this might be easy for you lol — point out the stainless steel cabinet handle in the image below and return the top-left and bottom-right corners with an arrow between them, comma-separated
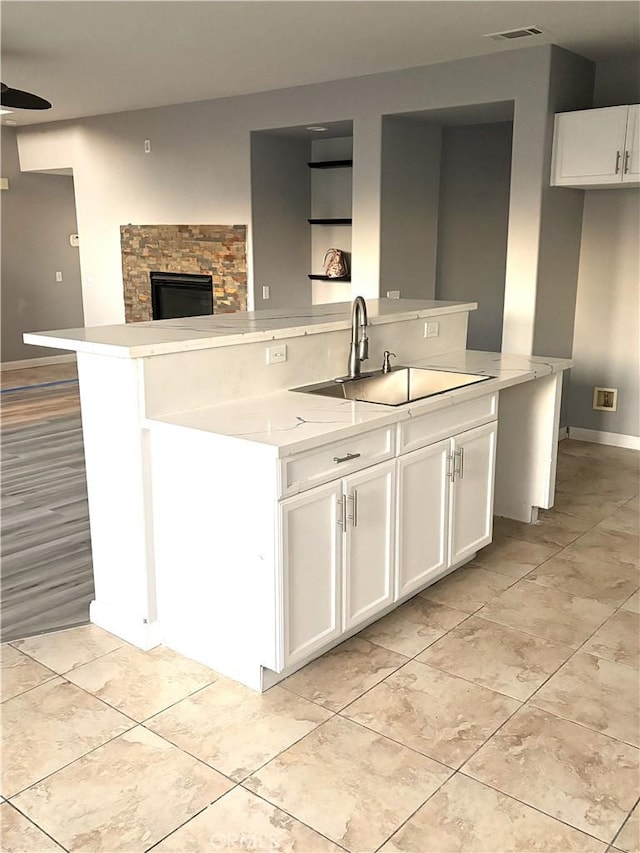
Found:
336,497 -> 346,529
447,453 -> 455,482
624,150 -> 630,174
615,150 -> 622,174
456,447 -> 465,479
333,452 -> 361,464
352,490 -> 358,527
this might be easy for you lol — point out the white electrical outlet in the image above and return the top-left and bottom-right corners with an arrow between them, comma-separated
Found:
424,321 -> 439,338
262,285 -> 270,300
386,290 -> 400,299
266,344 -> 287,365
55,271 -> 63,282
144,139 -> 151,154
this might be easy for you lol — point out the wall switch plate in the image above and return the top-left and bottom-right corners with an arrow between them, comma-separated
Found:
266,344 -> 287,365
262,285 -> 270,300
386,290 -> 400,299
424,321 -> 439,338
55,271 -> 63,282
144,139 -> 151,154
70,234 -> 79,247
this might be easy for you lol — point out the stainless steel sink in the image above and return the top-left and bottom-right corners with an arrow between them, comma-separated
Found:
291,367 -> 492,407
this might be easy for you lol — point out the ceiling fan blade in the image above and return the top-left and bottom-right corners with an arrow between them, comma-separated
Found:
0,85 -> 51,110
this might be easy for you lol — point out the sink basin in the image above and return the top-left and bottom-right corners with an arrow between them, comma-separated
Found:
291,367 -> 492,407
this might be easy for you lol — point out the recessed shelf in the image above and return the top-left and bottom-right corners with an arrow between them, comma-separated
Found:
308,275 -> 352,281
307,218 -> 352,225
307,159 -> 353,169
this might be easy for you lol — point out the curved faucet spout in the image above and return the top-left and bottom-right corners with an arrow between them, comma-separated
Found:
348,296 -> 369,378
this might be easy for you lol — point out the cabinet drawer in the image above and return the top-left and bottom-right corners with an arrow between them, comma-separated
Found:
281,426 -> 395,496
398,393 -> 498,455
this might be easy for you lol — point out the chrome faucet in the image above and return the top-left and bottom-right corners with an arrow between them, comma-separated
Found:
347,296 -> 369,378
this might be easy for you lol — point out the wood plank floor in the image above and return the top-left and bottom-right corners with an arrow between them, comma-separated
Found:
1,364 -> 94,642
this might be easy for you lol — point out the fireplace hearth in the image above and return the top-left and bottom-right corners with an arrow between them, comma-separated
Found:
150,272 -> 213,320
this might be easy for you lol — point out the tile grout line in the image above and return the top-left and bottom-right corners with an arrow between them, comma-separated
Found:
1,441 -> 637,850
2,799 -> 71,852
610,794 -> 640,851
142,713 -> 350,853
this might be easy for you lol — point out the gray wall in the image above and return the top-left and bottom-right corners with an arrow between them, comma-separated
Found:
16,45 -> 588,351
569,189 -> 639,438
533,48 -> 595,359
593,55 -> 640,107
566,57 -> 640,438
1,127 -> 83,362
435,122 -> 513,351
250,133 -> 311,310
380,117 -> 442,299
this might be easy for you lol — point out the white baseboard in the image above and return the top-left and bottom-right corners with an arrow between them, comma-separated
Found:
89,600 -> 162,650
568,426 -> 640,451
1,354 -> 76,371
558,426 -> 569,441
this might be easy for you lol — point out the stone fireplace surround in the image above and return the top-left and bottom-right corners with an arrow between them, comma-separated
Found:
120,224 -> 247,323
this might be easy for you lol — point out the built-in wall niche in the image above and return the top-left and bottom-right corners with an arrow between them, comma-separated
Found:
379,101 -> 514,351
250,120 -> 353,310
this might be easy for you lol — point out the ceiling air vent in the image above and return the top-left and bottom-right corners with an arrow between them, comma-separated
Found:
484,26 -> 545,42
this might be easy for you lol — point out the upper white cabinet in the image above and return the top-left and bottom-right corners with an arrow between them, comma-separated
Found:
551,105 -> 640,188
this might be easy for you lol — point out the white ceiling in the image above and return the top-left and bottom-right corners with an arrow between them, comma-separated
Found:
2,1 -> 639,127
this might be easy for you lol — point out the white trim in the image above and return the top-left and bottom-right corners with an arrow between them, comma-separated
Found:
568,427 -> 640,451
1,354 -> 76,371
558,425 -> 569,441
90,600 -> 162,650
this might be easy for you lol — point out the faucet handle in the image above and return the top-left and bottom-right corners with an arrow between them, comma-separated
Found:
382,351 -> 396,373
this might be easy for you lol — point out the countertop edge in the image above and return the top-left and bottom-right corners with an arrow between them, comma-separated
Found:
23,301 -> 478,359
143,352 -> 572,457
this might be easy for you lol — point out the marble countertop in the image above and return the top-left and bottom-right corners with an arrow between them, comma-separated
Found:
145,350 -> 572,457
23,299 -> 477,359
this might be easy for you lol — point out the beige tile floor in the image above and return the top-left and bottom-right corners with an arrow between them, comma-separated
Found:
1,439 -> 638,853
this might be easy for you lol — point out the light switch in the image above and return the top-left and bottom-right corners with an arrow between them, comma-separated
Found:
55,271 -> 63,282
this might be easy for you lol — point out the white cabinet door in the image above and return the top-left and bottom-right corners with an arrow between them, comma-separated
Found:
280,481 -> 343,668
396,439 -> 449,599
552,106 -> 628,186
449,422 -> 497,566
343,460 -> 395,631
623,105 -> 640,182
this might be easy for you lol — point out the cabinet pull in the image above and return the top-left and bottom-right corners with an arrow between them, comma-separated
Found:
447,453 -> 456,483
455,447 -> 465,479
615,150 -> 622,174
624,150 -> 630,174
349,490 -> 358,527
333,452 -> 361,464
336,497 -> 346,530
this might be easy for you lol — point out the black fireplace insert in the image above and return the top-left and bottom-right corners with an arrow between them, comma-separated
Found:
150,271 -> 213,320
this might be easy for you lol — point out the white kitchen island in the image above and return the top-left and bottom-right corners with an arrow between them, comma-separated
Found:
25,299 -> 570,690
